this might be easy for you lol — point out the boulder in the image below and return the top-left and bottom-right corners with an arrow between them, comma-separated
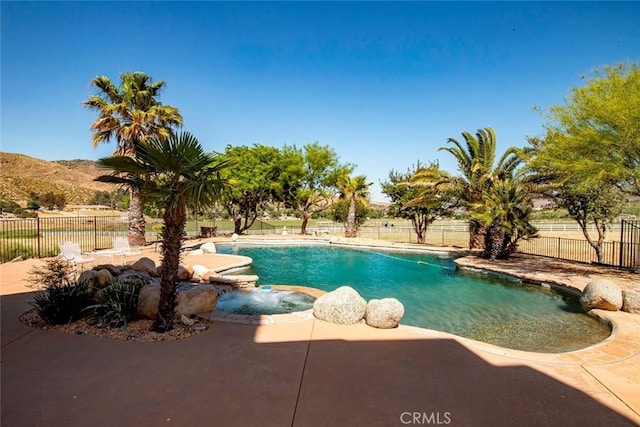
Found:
313,286 -> 366,325
136,284 -> 218,320
192,264 -> 210,280
365,298 -> 405,329
94,264 -> 125,276
131,257 -> 157,276
117,272 -> 153,288
622,290 -> 640,314
580,279 -> 623,311
175,264 -> 193,281
201,242 -> 216,254
137,285 -> 160,320
176,285 -> 218,317
78,269 -> 113,292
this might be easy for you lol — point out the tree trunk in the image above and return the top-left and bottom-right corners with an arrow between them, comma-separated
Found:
128,188 -> 147,246
152,205 -> 186,332
484,224 -> 505,260
577,219 -> 606,264
300,212 -> 311,235
233,214 -> 242,234
469,220 -> 485,250
344,197 -> 357,238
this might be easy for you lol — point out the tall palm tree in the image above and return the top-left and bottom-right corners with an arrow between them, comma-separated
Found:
439,127 -> 523,249
337,174 -> 372,237
84,72 -> 183,246
95,132 -> 232,332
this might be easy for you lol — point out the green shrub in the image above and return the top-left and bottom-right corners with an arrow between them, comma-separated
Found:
83,280 -> 142,328
30,282 -> 92,325
1,242 -> 36,263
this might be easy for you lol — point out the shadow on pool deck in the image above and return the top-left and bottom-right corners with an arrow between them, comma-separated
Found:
1,290 -> 638,426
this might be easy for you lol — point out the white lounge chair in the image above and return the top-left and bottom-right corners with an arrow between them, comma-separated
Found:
59,241 -> 95,273
112,237 -> 141,264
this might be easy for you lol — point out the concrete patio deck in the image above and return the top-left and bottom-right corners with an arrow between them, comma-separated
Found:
2,239 -> 639,426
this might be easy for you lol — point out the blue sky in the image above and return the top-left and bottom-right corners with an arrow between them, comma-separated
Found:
2,1 -> 639,201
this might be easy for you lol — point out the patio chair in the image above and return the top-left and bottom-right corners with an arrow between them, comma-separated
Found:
112,237 -> 141,264
58,241 -> 95,273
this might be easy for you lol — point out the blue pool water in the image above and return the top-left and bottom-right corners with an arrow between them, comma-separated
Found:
217,244 -> 610,352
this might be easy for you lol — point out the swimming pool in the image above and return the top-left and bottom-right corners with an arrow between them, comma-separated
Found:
216,244 -> 610,352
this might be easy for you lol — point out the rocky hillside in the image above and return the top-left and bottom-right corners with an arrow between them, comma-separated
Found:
0,152 -> 115,206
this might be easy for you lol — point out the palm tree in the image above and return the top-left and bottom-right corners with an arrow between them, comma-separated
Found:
84,72 -> 183,246
337,174 -> 372,237
470,180 -> 538,259
439,127 -> 523,249
95,132 -> 232,332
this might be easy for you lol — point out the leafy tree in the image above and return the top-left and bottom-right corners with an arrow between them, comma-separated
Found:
439,127 -> 525,249
89,190 -> 112,207
95,132 -> 232,332
278,142 -> 353,234
27,191 -> 41,210
530,62 -> 640,195
40,192 -> 66,210
554,183 -> 626,263
84,72 -> 183,246
336,174 -> 371,237
381,162 -> 455,244
217,144 -> 282,234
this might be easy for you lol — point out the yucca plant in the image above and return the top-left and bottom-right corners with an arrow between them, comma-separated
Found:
83,280 -> 143,329
30,282 -> 92,325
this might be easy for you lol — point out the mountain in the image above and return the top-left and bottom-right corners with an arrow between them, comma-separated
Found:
0,152 -> 115,206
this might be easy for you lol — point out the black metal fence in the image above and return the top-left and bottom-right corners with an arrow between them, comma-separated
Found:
0,216 -> 129,262
516,236 -> 622,266
2,216 -> 639,270
620,219 -> 640,269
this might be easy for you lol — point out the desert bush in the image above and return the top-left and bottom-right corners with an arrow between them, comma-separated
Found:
27,258 -> 72,289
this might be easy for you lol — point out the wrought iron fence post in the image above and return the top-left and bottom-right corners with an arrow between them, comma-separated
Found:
37,216 -> 41,258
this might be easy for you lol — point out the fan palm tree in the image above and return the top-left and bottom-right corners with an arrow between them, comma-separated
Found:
337,174 -> 372,237
438,127 -> 524,249
95,132 -> 232,332
84,72 -> 183,246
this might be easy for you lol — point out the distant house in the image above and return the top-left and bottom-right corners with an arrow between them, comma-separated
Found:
66,205 -> 112,211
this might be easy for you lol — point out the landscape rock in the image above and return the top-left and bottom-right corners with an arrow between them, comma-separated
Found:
200,242 -> 217,254
117,272 -> 152,288
365,298 -> 405,329
78,269 -> 114,292
137,284 -> 218,320
313,286 -> 366,325
131,257 -> 157,276
175,264 -> 193,281
622,290 -> 640,314
209,274 -> 258,288
176,285 -> 218,317
94,264 -> 125,276
580,279 -> 623,311
137,285 -> 160,320
192,264 -> 210,280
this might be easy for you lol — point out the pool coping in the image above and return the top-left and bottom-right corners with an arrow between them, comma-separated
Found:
206,238 -> 640,366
